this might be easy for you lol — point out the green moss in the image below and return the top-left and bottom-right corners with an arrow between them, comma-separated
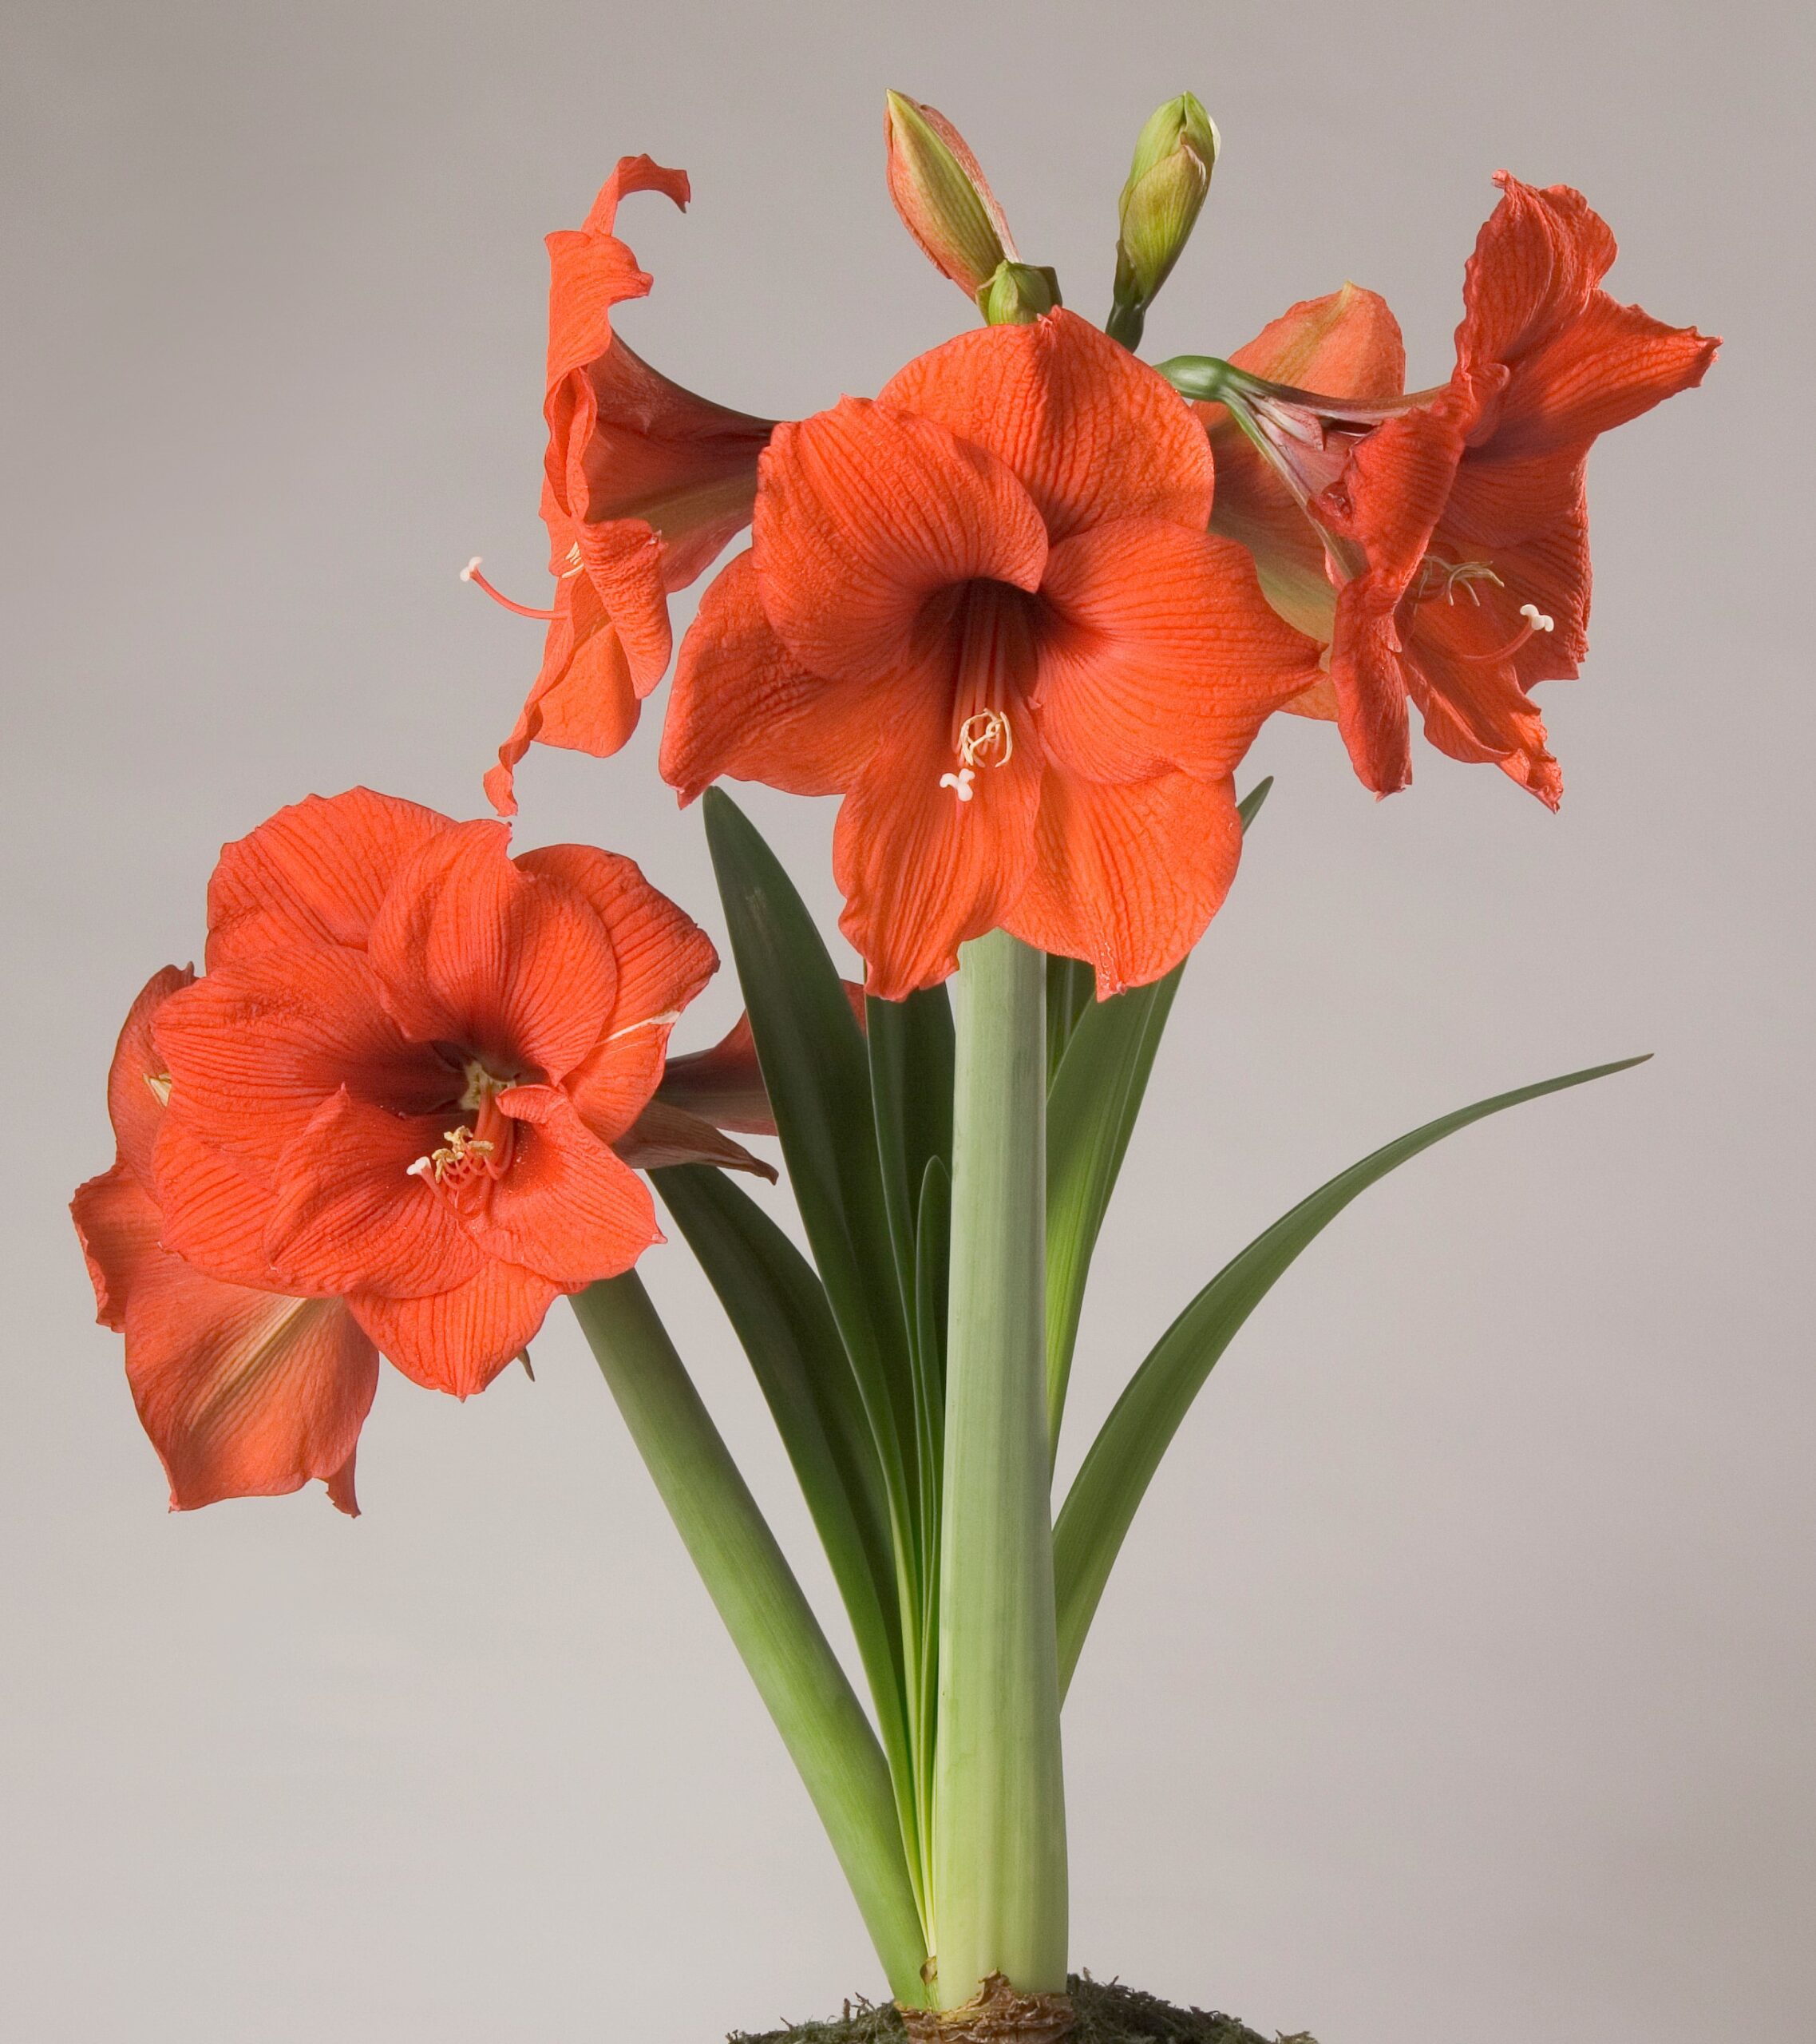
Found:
727,1972 -> 1314,2044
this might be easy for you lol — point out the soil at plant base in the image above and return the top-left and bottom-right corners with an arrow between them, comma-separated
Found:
727,1973 -> 1316,2043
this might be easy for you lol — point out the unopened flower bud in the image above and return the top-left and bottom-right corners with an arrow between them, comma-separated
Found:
1107,93 -> 1220,349
979,260 -> 1062,327
884,90 -> 1018,299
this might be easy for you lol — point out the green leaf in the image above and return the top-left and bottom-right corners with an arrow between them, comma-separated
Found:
1053,1054 -> 1651,1694
1045,954 -> 1094,1083
867,986 -> 955,1315
1042,777 -> 1273,1452
651,1163 -> 902,1722
700,791 -> 920,1569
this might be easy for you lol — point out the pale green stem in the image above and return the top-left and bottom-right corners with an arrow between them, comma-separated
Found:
572,1274 -> 929,2006
929,931 -> 1068,2006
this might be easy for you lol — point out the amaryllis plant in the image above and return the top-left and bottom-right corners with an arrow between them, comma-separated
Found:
73,89 -> 1714,2041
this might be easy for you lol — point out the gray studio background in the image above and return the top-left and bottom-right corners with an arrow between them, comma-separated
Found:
4,4 -> 1809,2039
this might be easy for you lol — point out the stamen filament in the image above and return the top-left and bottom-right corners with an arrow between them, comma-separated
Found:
1463,601 -> 1556,664
461,557 -> 559,622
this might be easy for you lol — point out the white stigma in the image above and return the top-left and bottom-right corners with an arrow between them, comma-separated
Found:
940,767 -> 976,804
1520,603 -> 1555,633
461,556 -> 483,583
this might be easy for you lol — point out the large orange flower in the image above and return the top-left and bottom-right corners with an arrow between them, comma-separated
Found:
1199,175 -> 1717,802
71,789 -> 790,1513
483,157 -> 777,815
662,310 -> 1325,998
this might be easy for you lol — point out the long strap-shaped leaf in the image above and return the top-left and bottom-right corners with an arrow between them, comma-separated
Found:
1053,1054 -> 1650,1693
1043,778 -> 1272,1452
701,792 -> 920,1579
652,1164 -> 906,1737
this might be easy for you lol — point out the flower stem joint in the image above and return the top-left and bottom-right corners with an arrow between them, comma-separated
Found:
1108,92 -> 1220,351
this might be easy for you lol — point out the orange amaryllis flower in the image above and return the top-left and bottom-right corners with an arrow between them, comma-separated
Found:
662,309 -> 1325,999
1194,175 -> 1716,802
480,157 -> 777,815
140,789 -> 734,1398
73,967 -> 378,1514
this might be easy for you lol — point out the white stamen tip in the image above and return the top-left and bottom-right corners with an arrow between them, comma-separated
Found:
407,1156 -> 433,1178
939,768 -> 976,803
1520,603 -> 1555,633
461,556 -> 483,582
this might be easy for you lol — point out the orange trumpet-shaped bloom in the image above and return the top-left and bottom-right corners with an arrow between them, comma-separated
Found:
662,310 -> 1325,999
70,786 -> 780,1512
73,967 -> 378,1514
1202,176 -> 1717,803
484,157 -> 778,815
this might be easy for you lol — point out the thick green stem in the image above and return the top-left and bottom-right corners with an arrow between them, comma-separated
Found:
572,1274 -> 929,2006
929,931 -> 1067,2006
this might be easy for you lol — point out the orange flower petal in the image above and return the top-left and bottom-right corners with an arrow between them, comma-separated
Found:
78,1157 -> 377,1513
349,1262 -> 560,1400
662,551 -> 894,801
485,576 -> 640,818
1035,520 -> 1324,784
516,843 -> 718,1146
544,156 -> 690,398
1404,604 -> 1562,807
154,945 -> 448,1179
1003,769 -> 1245,998
206,790 -> 451,969
152,1117 -> 287,1290
263,1088 -> 484,1299
833,682 -> 1044,999
572,517 -> 672,693
880,309 -> 1213,541
753,397 -> 1047,686
1204,285 -> 1405,646
366,820 -> 619,1084
473,1083 -> 661,1284
104,965 -> 194,1185
573,333 -> 773,580
1227,282 -> 1406,395
72,1162 -> 160,1331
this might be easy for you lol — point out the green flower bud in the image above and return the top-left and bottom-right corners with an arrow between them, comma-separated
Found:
979,260 -> 1062,327
1108,93 -> 1220,349
884,90 -> 1015,299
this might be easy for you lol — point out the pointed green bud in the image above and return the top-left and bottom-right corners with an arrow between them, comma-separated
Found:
1107,93 -> 1220,349
979,260 -> 1061,327
884,89 -> 1017,299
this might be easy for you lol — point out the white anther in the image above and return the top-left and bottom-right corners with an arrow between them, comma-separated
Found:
1520,603 -> 1555,633
940,768 -> 976,804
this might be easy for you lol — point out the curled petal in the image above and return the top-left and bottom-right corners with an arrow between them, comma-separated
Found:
1003,769 -> 1245,998
754,398 -> 1047,687
881,309 -> 1213,541
73,1163 -> 161,1331
104,965 -> 194,1186
1227,282 -> 1407,397
206,790 -> 451,969
350,1261 -> 560,1400
1035,520 -> 1324,784
516,843 -> 718,1146
485,576 -> 640,818
544,156 -> 690,399
615,1099 -> 776,1181
366,821 -> 619,1083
